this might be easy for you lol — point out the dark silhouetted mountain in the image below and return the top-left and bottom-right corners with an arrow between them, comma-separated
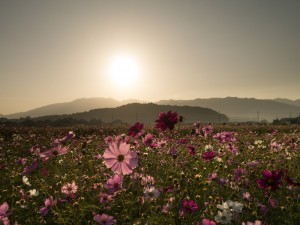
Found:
5,98 -> 141,119
30,103 -> 229,124
273,98 -> 300,107
157,97 -> 300,122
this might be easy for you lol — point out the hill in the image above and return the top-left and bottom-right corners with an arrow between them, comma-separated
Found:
31,103 -> 229,124
273,98 -> 300,107
157,97 -> 300,122
5,98 -> 140,119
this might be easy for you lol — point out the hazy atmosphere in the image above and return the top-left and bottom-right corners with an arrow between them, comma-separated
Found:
1,0 -> 300,115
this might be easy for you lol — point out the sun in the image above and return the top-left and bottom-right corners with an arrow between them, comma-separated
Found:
108,54 -> 139,88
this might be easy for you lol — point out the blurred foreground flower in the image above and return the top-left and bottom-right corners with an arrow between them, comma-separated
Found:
0,202 -> 12,225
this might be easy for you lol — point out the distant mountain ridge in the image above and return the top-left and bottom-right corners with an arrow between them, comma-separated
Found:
5,98 -> 141,119
273,98 -> 300,107
157,97 -> 300,122
29,103 -> 229,124
3,97 -> 300,122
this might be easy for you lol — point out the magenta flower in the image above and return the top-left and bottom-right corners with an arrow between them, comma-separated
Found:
128,122 -> 144,137
39,144 -> 69,158
202,151 -> 216,162
94,213 -> 115,225
99,193 -> 113,205
39,196 -> 56,216
142,133 -> 156,147
52,131 -> 75,146
257,170 -> 282,191
155,111 -> 179,131
179,199 -> 198,216
198,219 -> 216,225
21,160 -> 38,176
103,141 -> 138,175
105,174 -> 123,193
187,145 -> 196,156
0,202 -> 12,224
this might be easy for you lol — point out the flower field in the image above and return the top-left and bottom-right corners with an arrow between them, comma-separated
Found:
0,111 -> 300,225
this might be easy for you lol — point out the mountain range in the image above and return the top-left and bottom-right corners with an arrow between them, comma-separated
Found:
28,103 -> 228,124
2,97 -> 300,122
157,97 -> 300,122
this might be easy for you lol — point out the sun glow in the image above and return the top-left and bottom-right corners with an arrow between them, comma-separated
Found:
108,54 -> 139,88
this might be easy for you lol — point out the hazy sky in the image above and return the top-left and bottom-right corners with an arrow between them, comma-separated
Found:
1,0 -> 300,114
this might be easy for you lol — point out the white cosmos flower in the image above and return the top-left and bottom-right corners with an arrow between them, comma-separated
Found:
22,176 -> 31,186
29,189 -> 39,197
226,200 -> 243,212
215,210 -> 232,224
143,186 -> 160,199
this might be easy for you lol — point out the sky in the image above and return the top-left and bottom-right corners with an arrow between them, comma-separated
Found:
1,0 -> 300,114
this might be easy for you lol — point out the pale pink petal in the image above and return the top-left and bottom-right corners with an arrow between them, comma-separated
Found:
111,162 -> 122,174
119,142 -> 130,155
0,202 -> 9,213
110,142 -> 121,155
103,148 -> 117,159
105,158 -> 118,169
121,162 -> 132,175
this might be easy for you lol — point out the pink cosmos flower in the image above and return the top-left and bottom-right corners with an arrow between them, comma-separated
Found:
39,196 -> 56,216
142,133 -> 157,148
0,202 -> 12,225
39,144 -> 69,158
94,213 -> 115,225
257,170 -> 282,191
103,141 -> 138,175
61,181 -> 78,195
155,111 -> 179,131
179,199 -> 198,217
105,174 -> 123,193
128,122 -> 144,137
198,219 -> 216,225
202,125 -> 214,137
21,160 -> 38,176
99,193 -> 113,205
202,151 -> 216,162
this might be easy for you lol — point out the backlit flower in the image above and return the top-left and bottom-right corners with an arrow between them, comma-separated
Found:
155,111 -> 179,131
103,142 -> 138,175
128,122 -> 144,137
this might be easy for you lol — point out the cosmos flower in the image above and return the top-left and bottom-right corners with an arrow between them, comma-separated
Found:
22,176 -> 31,186
103,141 -> 138,175
197,219 -> 216,225
39,196 -> 56,216
187,145 -> 196,156
93,213 -> 115,225
202,124 -> 214,137
128,122 -> 144,137
143,186 -> 160,200
257,170 -> 282,191
61,181 -> 78,195
105,174 -> 123,193
0,202 -> 12,225
155,111 -> 179,131
39,144 -> 69,158
29,189 -> 39,197
179,199 -> 198,216
214,210 -> 232,224
21,160 -> 38,176
202,151 -> 216,162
